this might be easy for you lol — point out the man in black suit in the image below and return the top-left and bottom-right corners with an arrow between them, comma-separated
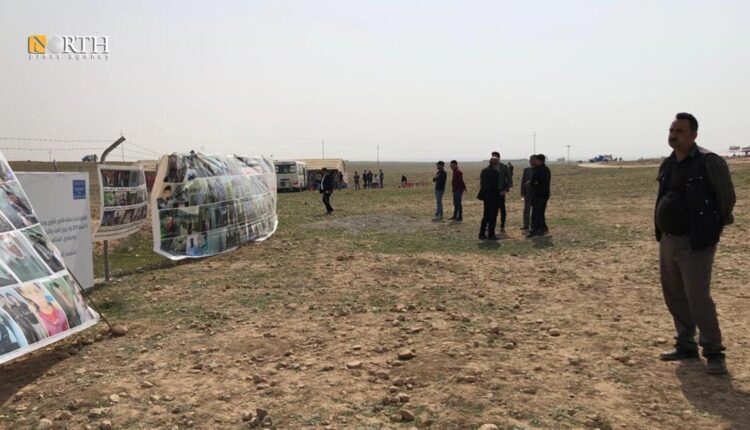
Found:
320,168 -> 335,214
528,154 -> 551,237
478,157 -> 501,240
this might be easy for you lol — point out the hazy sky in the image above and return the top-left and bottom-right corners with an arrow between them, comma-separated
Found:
1,0 -> 749,162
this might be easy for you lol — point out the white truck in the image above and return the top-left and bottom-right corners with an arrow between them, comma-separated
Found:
274,160 -> 308,191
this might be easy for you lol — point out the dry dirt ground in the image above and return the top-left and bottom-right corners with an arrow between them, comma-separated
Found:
1,161 -> 749,430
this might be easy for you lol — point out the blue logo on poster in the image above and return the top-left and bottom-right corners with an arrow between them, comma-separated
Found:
72,180 -> 86,200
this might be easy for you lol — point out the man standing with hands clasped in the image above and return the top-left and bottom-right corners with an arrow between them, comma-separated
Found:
655,112 -> 736,375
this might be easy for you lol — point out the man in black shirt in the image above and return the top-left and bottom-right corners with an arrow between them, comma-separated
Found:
433,161 -> 447,221
655,112 -> 735,374
527,154 -> 551,237
520,156 -> 534,230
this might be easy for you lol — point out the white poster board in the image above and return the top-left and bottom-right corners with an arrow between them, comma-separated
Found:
15,172 -> 95,290
0,156 -> 99,365
92,164 -> 148,241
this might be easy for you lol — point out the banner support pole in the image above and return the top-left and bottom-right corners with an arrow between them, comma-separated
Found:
100,136 -> 126,282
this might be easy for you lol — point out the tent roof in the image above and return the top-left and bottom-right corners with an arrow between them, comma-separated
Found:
300,158 -> 346,171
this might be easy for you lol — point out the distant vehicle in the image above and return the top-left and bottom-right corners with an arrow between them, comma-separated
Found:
274,160 -> 307,192
82,154 -> 98,162
589,154 -> 614,163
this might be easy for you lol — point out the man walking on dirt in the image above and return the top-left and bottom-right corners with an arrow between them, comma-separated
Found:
449,160 -> 466,221
491,151 -> 512,232
478,157 -> 501,240
433,161 -> 447,221
320,168 -> 335,215
655,112 -> 735,374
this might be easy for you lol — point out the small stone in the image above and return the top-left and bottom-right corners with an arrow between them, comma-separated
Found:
400,409 -> 415,422
140,381 -> 154,389
99,420 -> 113,430
503,342 -> 515,350
478,425 -> 500,430
88,408 -> 105,418
435,304 -> 446,311
548,328 -> 561,337
397,393 -> 410,403
397,349 -> 416,360
56,410 -> 74,421
346,361 -> 363,370
109,394 -> 120,404
456,375 -> 477,383
38,418 -> 54,429
111,325 -> 128,336
321,364 -> 335,372
488,324 -> 501,335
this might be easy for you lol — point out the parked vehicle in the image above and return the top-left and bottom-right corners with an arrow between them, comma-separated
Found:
274,160 -> 307,191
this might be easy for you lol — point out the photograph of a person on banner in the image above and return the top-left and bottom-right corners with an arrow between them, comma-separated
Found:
0,290 -> 48,343
0,308 -> 27,355
0,233 -> 51,282
16,283 -> 69,337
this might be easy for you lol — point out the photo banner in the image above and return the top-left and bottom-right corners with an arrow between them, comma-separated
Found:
93,165 -> 148,241
0,151 -> 99,365
151,153 -> 277,260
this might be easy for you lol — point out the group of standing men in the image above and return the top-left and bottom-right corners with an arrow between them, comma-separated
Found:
352,169 -> 384,190
431,152 -> 551,240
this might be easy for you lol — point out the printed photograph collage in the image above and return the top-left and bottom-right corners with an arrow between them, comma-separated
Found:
0,156 -> 97,361
154,154 -> 277,258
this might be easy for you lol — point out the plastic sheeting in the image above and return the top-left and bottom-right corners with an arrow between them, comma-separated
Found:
150,153 -> 277,260
93,165 -> 148,241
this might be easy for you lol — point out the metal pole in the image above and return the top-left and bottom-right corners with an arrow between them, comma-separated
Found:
533,131 -> 536,154
377,145 -> 380,168
567,145 -> 571,163
100,136 -> 126,282
322,138 -> 325,159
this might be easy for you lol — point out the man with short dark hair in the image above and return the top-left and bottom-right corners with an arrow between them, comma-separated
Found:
449,160 -> 466,222
432,161 -> 447,221
478,157 -> 501,240
520,156 -> 534,230
491,151 -> 512,231
320,168 -> 335,214
527,154 -> 551,237
655,112 -> 736,374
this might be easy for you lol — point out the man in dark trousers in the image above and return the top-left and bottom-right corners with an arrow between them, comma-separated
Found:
527,154 -> 551,237
319,168 -> 335,214
449,160 -> 466,222
491,151 -> 512,232
432,161 -> 447,221
520,156 -> 534,230
478,157 -> 501,240
655,112 -> 735,374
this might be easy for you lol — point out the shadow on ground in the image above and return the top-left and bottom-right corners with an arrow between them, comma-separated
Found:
677,361 -> 750,429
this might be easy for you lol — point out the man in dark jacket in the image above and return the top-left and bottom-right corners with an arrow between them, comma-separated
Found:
520,156 -> 534,230
527,154 -> 551,237
319,168 -> 335,214
478,157 -> 501,240
655,112 -> 735,374
492,151 -> 512,231
449,160 -> 466,221
432,161 -> 447,221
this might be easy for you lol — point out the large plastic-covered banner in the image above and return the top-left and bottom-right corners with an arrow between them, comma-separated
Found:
0,152 -> 99,365
151,153 -> 277,260
93,165 -> 148,241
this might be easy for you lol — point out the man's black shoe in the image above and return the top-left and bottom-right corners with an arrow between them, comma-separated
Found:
520,226 -> 529,230
526,231 -> 540,238
706,356 -> 728,375
448,216 -> 456,220
478,234 -> 487,240
659,348 -> 699,361
487,235 -> 499,241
